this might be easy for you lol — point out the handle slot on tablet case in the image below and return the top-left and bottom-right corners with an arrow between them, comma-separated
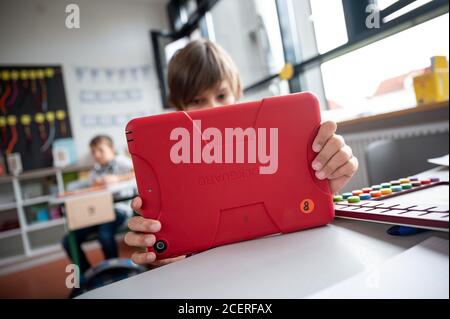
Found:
214,202 -> 278,246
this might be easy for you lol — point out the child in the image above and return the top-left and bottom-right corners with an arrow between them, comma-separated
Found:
62,135 -> 135,273
125,39 -> 358,266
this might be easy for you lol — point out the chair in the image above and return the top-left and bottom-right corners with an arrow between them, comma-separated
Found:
365,132 -> 449,185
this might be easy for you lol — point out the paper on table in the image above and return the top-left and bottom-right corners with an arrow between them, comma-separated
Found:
428,154 -> 449,167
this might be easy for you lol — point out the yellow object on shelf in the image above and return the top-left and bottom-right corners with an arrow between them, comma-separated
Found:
413,56 -> 449,105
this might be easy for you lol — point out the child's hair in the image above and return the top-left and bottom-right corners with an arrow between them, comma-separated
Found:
89,135 -> 114,149
168,39 -> 242,110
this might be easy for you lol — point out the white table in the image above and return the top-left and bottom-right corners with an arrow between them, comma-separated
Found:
79,167 -> 449,299
48,180 -> 137,205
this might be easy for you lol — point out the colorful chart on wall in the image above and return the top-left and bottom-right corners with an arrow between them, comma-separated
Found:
0,65 -> 73,172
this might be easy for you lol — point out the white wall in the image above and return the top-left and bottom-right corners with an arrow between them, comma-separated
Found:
0,0 -> 168,160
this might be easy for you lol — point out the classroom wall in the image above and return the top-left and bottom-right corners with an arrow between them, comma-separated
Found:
0,0 -> 169,161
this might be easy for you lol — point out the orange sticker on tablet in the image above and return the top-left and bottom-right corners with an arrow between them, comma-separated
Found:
300,199 -> 315,214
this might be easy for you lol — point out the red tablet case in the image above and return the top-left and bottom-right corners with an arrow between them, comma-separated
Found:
126,92 -> 334,259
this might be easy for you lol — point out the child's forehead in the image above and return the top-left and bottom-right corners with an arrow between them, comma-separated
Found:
197,80 -> 231,95
91,142 -> 112,149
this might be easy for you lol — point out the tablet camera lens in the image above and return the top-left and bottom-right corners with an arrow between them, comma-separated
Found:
154,240 -> 167,253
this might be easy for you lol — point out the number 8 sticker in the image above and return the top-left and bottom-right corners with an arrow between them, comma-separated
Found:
300,199 -> 315,214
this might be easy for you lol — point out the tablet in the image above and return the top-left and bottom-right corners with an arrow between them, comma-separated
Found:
126,92 -> 334,259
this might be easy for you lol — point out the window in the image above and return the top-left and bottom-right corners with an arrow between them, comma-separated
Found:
155,0 -> 448,110
377,0 -> 399,10
309,0 -> 348,54
378,0 -> 434,23
208,0 -> 286,88
320,14 -> 449,115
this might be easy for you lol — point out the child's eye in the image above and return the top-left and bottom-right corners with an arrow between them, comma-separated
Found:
192,98 -> 202,105
217,94 -> 226,100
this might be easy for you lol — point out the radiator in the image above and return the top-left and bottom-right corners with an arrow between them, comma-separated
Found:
340,121 -> 449,193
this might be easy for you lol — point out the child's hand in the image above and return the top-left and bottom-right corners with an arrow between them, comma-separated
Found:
311,121 -> 358,194
125,196 -> 186,266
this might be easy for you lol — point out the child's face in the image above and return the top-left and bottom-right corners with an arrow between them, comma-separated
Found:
90,143 -> 115,165
185,80 -> 236,111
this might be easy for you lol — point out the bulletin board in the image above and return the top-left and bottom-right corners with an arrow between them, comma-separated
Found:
0,65 -> 73,172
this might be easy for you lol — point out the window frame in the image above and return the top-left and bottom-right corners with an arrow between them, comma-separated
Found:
153,0 -> 449,109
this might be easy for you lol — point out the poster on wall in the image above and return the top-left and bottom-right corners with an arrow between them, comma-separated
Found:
0,65 -> 73,173
72,64 -> 157,155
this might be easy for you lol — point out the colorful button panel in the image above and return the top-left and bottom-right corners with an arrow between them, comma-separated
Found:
348,196 -> 361,203
359,193 -> 371,200
334,177 -> 444,205
334,196 -> 449,230
370,190 -> 382,198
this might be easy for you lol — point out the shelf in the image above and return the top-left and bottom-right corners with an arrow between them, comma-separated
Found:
17,167 -> 58,181
0,253 -> 27,268
26,218 -> 66,232
0,202 -> 17,211
0,228 -> 22,240
22,195 -> 52,206
0,163 -> 98,264
0,163 -> 93,184
337,100 -> 449,129
0,175 -> 14,184
29,243 -> 63,257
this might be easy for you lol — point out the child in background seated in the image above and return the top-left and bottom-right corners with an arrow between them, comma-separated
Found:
125,39 -> 359,266
62,135 -> 135,273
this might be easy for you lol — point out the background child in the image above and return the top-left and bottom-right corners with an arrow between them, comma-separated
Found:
125,39 -> 358,266
62,135 -> 135,273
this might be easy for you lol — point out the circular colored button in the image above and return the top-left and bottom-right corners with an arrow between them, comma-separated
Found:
342,193 -> 353,199
300,199 -> 315,214
352,190 -> 363,196
359,193 -> 371,200
430,178 -> 440,183
399,178 -> 410,184
391,185 -> 403,192
333,195 -> 344,203
409,177 -> 419,181
371,185 -> 382,191
401,183 -> 413,190
348,196 -> 361,203
381,188 -> 393,195
421,179 -> 432,185
411,181 -> 422,187
370,190 -> 382,198
381,183 -> 391,188
390,180 -> 401,186
362,187 -> 372,193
